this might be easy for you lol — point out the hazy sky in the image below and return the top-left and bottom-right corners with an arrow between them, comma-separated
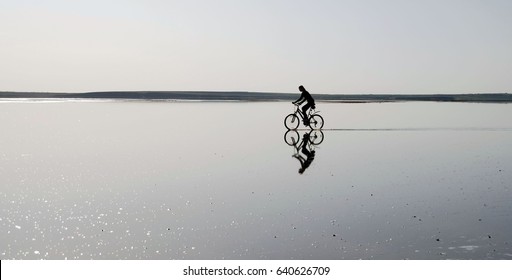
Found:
1,0 -> 511,93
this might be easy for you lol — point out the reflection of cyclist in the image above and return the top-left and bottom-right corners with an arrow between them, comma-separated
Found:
293,132 -> 316,174
292,85 -> 316,126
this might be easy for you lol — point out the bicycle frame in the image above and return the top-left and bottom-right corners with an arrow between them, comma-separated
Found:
293,104 -> 318,122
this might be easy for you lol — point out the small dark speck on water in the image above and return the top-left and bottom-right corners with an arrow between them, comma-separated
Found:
436,239 -> 440,242
488,235 -> 492,239
478,219 -> 482,221
274,236 -> 277,239
333,234 -> 336,237
167,228 -> 170,231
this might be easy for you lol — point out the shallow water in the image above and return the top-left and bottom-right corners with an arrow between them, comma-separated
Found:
1,100 -> 511,259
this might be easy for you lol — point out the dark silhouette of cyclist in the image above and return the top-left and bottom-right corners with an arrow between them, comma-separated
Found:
292,85 -> 316,126
293,131 -> 316,174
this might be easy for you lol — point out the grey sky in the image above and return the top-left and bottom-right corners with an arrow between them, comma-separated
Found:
1,0 -> 511,93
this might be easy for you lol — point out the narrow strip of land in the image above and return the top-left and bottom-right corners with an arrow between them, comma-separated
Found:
1,91 -> 511,103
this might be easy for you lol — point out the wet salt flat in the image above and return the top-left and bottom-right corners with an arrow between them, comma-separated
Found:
1,100 -> 511,259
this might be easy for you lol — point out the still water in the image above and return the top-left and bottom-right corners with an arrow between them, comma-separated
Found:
1,100 -> 511,259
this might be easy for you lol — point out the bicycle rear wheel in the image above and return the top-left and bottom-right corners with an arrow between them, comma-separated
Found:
284,114 -> 300,130
308,114 -> 324,129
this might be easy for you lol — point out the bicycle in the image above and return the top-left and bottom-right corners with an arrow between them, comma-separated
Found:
284,104 -> 324,130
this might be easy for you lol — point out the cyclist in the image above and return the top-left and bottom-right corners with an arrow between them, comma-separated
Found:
292,85 -> 316,126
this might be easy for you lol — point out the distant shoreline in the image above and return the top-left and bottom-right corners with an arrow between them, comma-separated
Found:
1,91 -> 511,103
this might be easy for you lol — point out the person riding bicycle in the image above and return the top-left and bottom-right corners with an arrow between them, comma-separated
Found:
292,85 -> 316,126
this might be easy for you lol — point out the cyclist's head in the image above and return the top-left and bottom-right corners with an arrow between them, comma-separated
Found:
298,85 -> 305,92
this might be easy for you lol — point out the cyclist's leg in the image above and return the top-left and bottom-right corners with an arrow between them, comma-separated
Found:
302,103 -> 312,124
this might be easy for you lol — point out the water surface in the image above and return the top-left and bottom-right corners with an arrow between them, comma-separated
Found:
1,101 -> 511,259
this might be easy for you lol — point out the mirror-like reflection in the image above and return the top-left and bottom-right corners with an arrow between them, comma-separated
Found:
1,100 -> 511,259
284,130 -> 324,174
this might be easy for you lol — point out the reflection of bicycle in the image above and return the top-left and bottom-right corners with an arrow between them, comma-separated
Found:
284,129 -> 324,146
284,104 -> 324,130
285,130 -> 321,174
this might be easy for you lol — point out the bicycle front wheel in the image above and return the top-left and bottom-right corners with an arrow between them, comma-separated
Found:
284,130 -> 300,146
308,114 -> 324,129
284,114 -> 300,130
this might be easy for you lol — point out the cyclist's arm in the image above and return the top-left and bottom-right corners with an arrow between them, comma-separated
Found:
293,95 -> 305,104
